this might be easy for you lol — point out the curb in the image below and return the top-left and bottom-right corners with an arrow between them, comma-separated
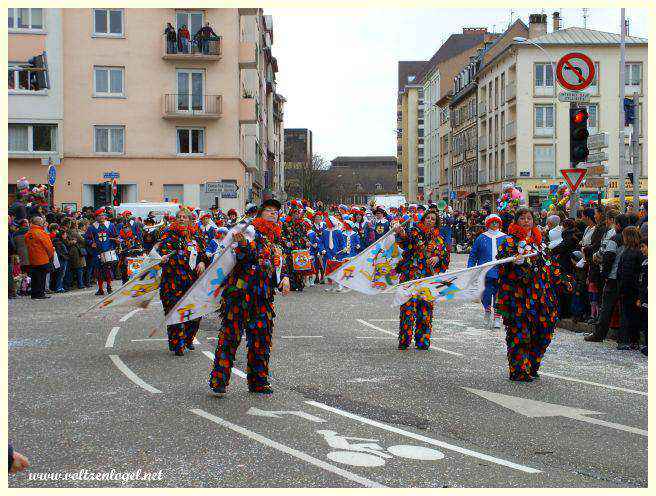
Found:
557,318 -> 619,341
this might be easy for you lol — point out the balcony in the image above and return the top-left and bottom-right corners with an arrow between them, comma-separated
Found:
505,82 -> 516,102
239,98 -> 257,124
505,161 -> 517,179
478,135 -> 487,150
506,121 -> 516,141
163,37 -> 221,61
163,94 -> 222,119
478,101 -> 486,118
478,169 -> 488,184
273,107 -> 283,122
239,42 -> 257,69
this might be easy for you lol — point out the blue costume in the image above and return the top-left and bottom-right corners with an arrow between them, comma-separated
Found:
318,226 -> 345,269
468,229 -> 508,313
339,229 -> 361,260
367,219 -> 390,244
85,219 -> 118,294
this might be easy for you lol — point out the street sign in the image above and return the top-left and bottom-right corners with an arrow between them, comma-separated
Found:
581,164 -> 607,175
47,164 -> 57,186
587,132 -> 609,150
586,151 -> 609,163
220,181 -> 239,192
103,171 -> 120,179
583,177 -> 606,188
205,182 -> 221,193
556,52 -> 595,91
557,91 -> 590,103
561,168 -> 587,192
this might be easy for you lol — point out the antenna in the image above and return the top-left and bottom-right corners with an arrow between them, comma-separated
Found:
509,9 -> 515,28
582,8 -> 589,28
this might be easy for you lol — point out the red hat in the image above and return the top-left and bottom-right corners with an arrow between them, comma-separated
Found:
122,211 -> 132,217
95,208 -> 106,217
485,214 -> 502,228
200,213 -> 212,220
228,209 -> 237,216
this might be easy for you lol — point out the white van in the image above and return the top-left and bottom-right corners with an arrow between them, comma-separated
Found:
114,202 -> 181,221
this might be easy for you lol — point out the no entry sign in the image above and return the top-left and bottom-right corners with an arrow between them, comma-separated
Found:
556,52 -> 595,91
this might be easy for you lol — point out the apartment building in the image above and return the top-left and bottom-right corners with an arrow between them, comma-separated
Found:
396,61 -> 426,201
283,128 -> 313,198
476,14 -> 648,208
329,156 -> 397,205
417,28 -> 498,203
8,8 -> 64,204
9,8 -> 284,212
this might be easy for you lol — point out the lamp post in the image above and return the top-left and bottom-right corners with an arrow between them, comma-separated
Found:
513,37 -> 558,179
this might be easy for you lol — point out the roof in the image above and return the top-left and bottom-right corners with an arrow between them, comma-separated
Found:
528,26 -> 647,45
332,156 -> 397,164
398,61 -> 427,92
416,31 -> 497,84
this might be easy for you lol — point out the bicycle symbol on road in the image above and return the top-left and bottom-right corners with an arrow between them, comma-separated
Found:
317,429 -> 445,467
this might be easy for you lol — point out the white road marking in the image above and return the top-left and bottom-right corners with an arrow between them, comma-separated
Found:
109,355 -> 161,394
247,407 -> 326,423
105,326 -> 121,348
119,308 -> 141,322
306,400 -> 541,474
131,338 -> 168,341
202,350 -> 247,378
279,335 -> 324,339
190,408 -> 385,488
387,445 -> 445,460
355,336 -> 395,340
367,319 -> 397,322
357,319 -> 464,357
540,372 -> 648,397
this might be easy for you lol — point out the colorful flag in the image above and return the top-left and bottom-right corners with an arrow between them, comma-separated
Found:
327,229 -> 404,295
163,222 -> 254,326
386,257 -> 516,306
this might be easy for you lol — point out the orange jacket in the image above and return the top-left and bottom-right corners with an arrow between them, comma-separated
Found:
25,225 -> 55,266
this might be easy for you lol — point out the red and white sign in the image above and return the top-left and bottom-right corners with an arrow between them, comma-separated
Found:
556,52 -> 595,91
561,168 -> 587,192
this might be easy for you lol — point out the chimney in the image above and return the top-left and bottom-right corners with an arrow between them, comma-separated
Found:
528,13 -> 548,39
552,11 -> 561,31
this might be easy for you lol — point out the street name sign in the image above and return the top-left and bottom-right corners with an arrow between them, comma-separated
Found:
557,91 -> 590,103
586,151 -> 609,163
588,132 -> 609,150
205,182 -> 221,193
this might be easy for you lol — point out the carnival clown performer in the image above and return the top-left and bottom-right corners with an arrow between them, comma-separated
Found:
310,211 -> 326,283
339,220 -> 362,260
209,198 -> 290,396
198,212 -> 217,243
366,206 -> 390,244
393,208 -> 450,350
86,208 -> 119,296
205,226 -> 229,261
467,214 -> 508,328
319,215 -> 346,292
281,200 -> 311,292
226,209 -> 238,228
496,207 -> 569,382
158,207 -> 210,356
350,208 -> 369,249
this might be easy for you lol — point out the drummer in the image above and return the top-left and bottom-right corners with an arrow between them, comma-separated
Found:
117,211 -> 144,284
85,208 -> 119,296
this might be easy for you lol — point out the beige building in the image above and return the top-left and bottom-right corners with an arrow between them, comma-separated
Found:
476,14 -> 648,209
8,8 -> 285,212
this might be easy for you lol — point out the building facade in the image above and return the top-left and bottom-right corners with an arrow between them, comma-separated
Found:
476,15 -> 648,209
8,8 -> 64,204
328,156 -> 397,205
283,127 -> 313,198
8,7 -> 284,213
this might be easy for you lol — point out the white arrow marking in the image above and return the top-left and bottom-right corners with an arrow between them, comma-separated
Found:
247,407 -> 326,423
463,388 -> 647,437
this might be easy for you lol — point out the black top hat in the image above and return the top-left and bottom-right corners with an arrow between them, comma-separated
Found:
259,198 -> 281,212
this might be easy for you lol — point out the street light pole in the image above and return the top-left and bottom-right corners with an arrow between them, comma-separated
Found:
618,8 -> 627,211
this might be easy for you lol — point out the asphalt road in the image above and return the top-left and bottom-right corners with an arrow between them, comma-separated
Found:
8,254 -> 648,488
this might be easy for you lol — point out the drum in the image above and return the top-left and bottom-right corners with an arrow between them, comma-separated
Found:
100,250 -> 118,263
292,249 -> 313,271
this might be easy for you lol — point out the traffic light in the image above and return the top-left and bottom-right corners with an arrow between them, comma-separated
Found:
569,107 -> 589,166
624,97 -> 636,126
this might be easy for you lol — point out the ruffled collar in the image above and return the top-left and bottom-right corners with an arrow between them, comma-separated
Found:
508,223 -> 542,245
252,217 -> 282,243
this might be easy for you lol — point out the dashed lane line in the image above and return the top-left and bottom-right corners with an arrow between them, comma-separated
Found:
357,319 -> 464,357
119,308 -> 142,322
109,355 -> 162,394
540,371 -> 648,397
202,350 -> 247,379
190,408 -> 386,488
105,326 -> 121,348
279,335 -> 324,339
306,400 -> 542,474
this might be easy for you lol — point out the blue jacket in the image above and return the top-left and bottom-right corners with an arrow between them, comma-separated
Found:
339,231 -> 361,260
366,219 -> 390,243
467,230 -> 508,279
318,228 -> 345,261
86,221 -> 118,254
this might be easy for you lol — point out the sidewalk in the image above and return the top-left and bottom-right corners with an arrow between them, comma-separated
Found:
557,318 -> 619,341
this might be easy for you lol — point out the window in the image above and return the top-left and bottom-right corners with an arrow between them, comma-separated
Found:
8,65 -> 46,92
94,67 -> 124,97
176,11 -> 203,39
534,145 -> 554,178
355,183 -> 363,192
375,183 -> 382,191
93,9 -> 123,37
534,63 -> 554,96
500,111 -> 505,141
534,105 -> 554,136
500,73 -> 505,101
9,124 -> 57,153
625,63 -> 642,94
177,128 -> 205,155
176,69 -> 204,111
407,75 -> 416,83
94,126 -> 125,154
8,8 -> 43,30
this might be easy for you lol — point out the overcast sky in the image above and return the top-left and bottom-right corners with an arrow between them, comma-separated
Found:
270,7 -> 648,164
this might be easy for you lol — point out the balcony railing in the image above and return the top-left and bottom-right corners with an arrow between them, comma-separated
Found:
478,101 -> 486,117
163,94 -> 222,119
505,161 -> 517,179
506,121 -> 516,140
505,82 -> 516,102
163,37 -> 222,60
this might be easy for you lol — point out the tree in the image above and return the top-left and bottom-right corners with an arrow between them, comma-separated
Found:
285,154 -> 336,201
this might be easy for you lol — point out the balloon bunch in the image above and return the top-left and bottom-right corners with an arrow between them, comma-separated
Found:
497,182 -> 524,212
547,182 -> 571,212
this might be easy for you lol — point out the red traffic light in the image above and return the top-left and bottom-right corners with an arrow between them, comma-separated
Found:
573,110 -> 586,124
